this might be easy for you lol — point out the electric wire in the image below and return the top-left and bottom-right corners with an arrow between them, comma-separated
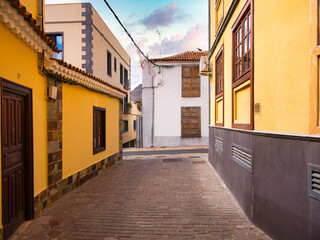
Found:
102,0 -> 162,68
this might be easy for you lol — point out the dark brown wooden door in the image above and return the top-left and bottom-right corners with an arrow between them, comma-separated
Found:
181,107 -> 201,138
2,91 -> 26,238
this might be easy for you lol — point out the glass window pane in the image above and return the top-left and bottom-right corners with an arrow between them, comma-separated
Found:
248,52 -> 251,69
248,14 -> 251,31
239,61 -> 242,76
244,37 -> 248,53
239,44 -> 242,57
244,19 -> 248,35
244,55 -> 248,71
239,27 -> 242,41
248,33 -> 251,50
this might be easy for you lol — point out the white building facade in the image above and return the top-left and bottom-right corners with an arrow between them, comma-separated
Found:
142,51 -> 209,147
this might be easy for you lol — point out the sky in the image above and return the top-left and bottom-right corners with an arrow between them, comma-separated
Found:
45,0 -> 209,89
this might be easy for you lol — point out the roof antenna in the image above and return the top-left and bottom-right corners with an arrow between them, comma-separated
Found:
156,30 -> 162,58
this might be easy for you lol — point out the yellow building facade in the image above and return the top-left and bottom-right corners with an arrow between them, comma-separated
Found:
207,0 -> 320,239
0,1 -> 125,239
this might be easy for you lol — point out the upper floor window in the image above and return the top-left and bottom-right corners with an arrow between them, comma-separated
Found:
107,51 -> 112,77
120,64 -> 123,84
114,57 -> 117,72
48,33 -> 63,60
233,9 -> 251,83
215,0 -> 224,31
181,66 -> 200,97
123,120 -> 128,133
215,46 -> 224,96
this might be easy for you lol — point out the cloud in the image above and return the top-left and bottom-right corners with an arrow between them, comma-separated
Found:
148,23 -> 208,58
141,2 -> 185,29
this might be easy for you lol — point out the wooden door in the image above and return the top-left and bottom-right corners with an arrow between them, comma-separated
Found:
2,90 -> 26,238
181,107 -> 201,138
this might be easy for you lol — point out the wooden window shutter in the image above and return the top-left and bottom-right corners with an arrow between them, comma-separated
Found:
181,107 -> 201,138
182,66 -> 200,97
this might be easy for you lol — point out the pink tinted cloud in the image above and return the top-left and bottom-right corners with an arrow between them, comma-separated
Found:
148,23 -> 208,58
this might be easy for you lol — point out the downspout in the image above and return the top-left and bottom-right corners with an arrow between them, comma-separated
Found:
151,76 -> 155,147
38,0 -> 44,29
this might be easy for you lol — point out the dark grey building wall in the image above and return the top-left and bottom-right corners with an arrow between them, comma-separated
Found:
209,126 -> 320,240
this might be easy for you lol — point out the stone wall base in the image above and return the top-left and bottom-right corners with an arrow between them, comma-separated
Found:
34,152 -> 121,218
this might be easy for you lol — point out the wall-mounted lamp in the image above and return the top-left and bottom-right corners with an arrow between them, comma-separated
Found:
48,86 -> 57,100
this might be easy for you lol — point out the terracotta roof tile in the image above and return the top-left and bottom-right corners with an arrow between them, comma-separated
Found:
6,0 -> 59,52
151,51 -> 208,62
53,59 -> 127,94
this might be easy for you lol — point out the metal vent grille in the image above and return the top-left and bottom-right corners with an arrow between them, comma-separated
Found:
214,137 -> 223,152
308,164 -> 320,200
231,144 -> 253,173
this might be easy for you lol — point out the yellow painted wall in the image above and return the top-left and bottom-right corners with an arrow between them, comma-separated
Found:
20,0 -> 38,18
254,0 -> 309,133
0,24 -> 48,227
209,0 -> 310,134
122,114 -> 137,144
62,84 -> 120,178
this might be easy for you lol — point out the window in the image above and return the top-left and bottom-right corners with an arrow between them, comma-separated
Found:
120,64 -> 123,84
233,7 -> 251,84
134,120 -> 136,131
93,107 -> 106,154
215,46 -> 224,96
232,0 -> 253,130
114,57 -> 117,72
48,33 -> 63,60
181,66 -> 200,97
107,51 -> 112,77
123,120 -> 128,132
181,107 -> 201,138
215,45 -> 224,126
215,0 -> 224,31
124,68 -> 129,89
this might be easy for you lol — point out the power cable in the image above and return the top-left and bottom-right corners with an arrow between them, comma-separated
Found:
102,0 -> 161,68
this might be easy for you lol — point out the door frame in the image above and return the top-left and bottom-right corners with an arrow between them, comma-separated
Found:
1,78 -> 34,232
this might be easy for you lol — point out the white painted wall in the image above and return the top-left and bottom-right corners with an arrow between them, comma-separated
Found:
142,67 -> 154,147
142,63 -> 209,147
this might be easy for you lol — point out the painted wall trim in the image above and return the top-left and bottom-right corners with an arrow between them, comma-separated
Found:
210,125 -> 320,142
208,0 -> 239,58
82,3 -> 94,74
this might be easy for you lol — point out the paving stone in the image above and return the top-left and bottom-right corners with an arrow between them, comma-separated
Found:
15,153 -> 271,239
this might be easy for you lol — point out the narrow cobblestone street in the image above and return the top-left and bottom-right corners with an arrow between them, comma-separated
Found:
13,153 -> 271,240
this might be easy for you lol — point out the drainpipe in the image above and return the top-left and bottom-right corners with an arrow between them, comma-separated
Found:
38,0 -> 44,29
151,76 -> 155,147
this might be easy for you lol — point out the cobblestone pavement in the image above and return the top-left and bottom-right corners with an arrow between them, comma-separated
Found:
14,153 -> 271,240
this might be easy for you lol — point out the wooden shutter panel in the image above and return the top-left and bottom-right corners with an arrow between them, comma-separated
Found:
181,107 -> 201,138
182,66 -> 200,97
